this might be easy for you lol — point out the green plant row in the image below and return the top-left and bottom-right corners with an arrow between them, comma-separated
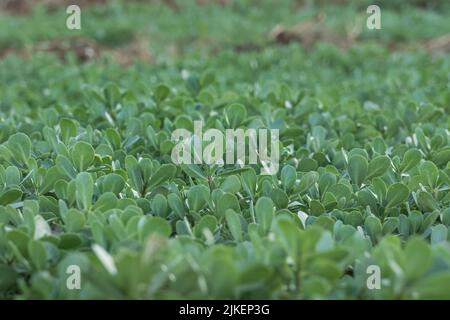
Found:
1,42 -> 450,299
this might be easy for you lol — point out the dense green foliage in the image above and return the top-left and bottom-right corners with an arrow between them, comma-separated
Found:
1,0 -> 450,299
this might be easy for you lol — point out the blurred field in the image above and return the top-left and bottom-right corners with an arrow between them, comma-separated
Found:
1,0 -> 449,65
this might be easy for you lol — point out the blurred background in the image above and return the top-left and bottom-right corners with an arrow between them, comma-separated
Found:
0,0 -> 449,65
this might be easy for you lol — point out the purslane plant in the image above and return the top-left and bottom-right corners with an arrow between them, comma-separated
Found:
0,40 -> 450,299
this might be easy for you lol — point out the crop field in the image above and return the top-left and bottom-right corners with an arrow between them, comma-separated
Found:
1,0 -> 450,301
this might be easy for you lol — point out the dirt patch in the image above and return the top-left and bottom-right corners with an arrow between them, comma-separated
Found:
233,43 -> 261,53
0,0 -> 32,15
112,36 -> 152,66
0,48 -> 17,60
0,0 -> 107,15
197,0 -> 231,5
424,34 -> 450,53
33,38 -> 103,62
44,0 -> 106,11
0,38 -> 103,61
154,0 -> 232,12
268,15 -> 356,49
268,15 -> 450,55
0,37 -> 153,66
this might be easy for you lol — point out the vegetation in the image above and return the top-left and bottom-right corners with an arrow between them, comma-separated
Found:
1,0 -> 450,299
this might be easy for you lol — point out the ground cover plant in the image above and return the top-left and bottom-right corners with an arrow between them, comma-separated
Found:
1,0 -> 450,300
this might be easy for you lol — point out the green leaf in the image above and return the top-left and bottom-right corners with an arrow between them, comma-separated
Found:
420,211 -> 440,232
409,272 -> 450,299
365,216 -> 382,243
92,192 -> 117,212
168,193 -> 186,218
274,219 -> 302,264
7,229 -> 30,256
0,265 -> 17,291
28,240 -> 47,270
187,184 -> 210,212
344,211 -> 364,227
147,164 -> 177,191
433,148 -> 450,167
220,175 -> 241,193
125,155 -> 144,194
255,197 -> 274,235
101,173 -> 125,195
372,177 -> 387,204
58,233 -> 82,249
400,148 -> 421,172
431,224 -> 448,245
419,161 -> 439,189
103,83 -> 121,107
215,167 -> 251,177
441,208 -> 450,227
225,103 -> 247,128
56,155 -> 77,180
71,141 -> 95,172
200,70 -> 215,87
113,218 -> 129,238
416,191 -> 439,212
151,194 -> 168,217
216,193 -> 240,219
194,215 -> 217,239
298,158 -> 318,172
75,172 -> 93,210
180,164 -> 208,181
382,217 -> 399,235
39,166 -> 63,194
385,183 -> 409,208
309,199 -> 325,216
0,188 -> 22,205
367,155 -> 390,179
240,167 -> 256,198
298,171 -> 319,194
281,165 -> 297,190
348,155 -> 368,187
270,188 -> 289,209
404,237 -> 432,280
318,172 -> 336,196
59,118 -> 77,144
186,75 -> 200,96
105,128 -> 121,150
225,209 -> 242,242
138,216 -> 172,240
357,189 -> 377,213
5,166 -> 21,186
154,83 -> 171,103
409,211 -> 423,234
7,132 -> 31,164
66,209 -> 86,233
0,145 -> 14,163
